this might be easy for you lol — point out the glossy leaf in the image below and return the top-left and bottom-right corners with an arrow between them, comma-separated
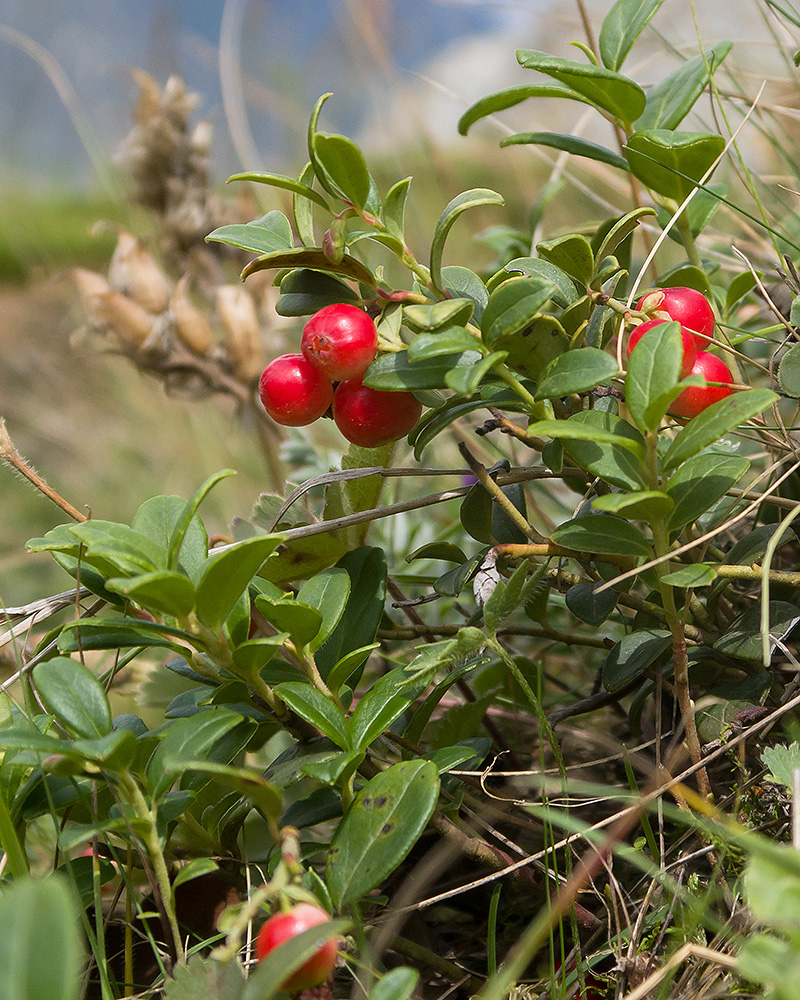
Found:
504,257 -> 580,308
525,416 -> 646,459
165,470 -> 234,572
312,132 -> 371,209
276,268 -> 360,316
603,629 -> 672,692
368,966 -> 420,1000
403,299 -> 475,331
635,42 -> 732,130
231,635 -> 289,675
441,265 -> 490,322
536,234 -> 594,286
481,276 -> 558,344
625,320 -> 683,431
168,760 -> 281,822
204,211 -> 293,254
147,709 -> 247,797
625,130 -> 726,201
714,602 -> 800,662
779,342 -> 800,397
294,161 -> 318,246
105,571 -> 196,619
383,176 -> 412,239
0,876 -> 82,1000
33,657 -> 112,740
445,351 -> 507,395
132,494 -> 209,582
565,582 -> 618,625
656,183 -> 726,242
598,0 -> 666,70
349,665 -> 432,750
364,349 -> 483,391
660,563 -> 716,587
662,388 -> 777,473
254,596 -> 323,649
551,513 -> 653,556
592,490 -> 674,521
407,327 -> 482,361
242,247 -> 375,286
490,313 -> 569,379
548,411 -> 647,489
594,207 -> 657,265
516,49 -> 647,124
666,453 -> 749,530
195,535 -> 282,629
223,170 -> 330,210
457,81 -> 591,134
297,568 -> 351,652
326,760 -> 439,907
534,347 -> 619,400
57,617 -> 197,656
501,131 -> 628,171
275,681 -> 349,748
430,188 -> 504,290
241,919 -> 350,1000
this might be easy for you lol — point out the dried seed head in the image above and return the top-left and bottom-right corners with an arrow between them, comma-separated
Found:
217,285 -> 264,382
108,231 -> 172,315
170,276 -> 214,355
94,290 -> 154,349
72,268 -> 111,316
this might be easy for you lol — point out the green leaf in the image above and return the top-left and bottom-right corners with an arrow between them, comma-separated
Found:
326,760 -> 440,907
662,388 -> 778,473
223,170 -> 330,210
656,183 -> 726,242
241,920 -> 350,1000
544,410 -> 648,489
635,42 -> 732,130
132,495 -> 208,581
163,955 -> 245,1000
516,49 -> 647,124
275,681 -> 349,748
660,563 -> 716,587
383,176 -> 412,239
403,299 -> 475,332
242,248 -> 375,286
534,347 -> 619,400
276,268 -> 361,317
168,760 -> 281,821
66,520 -> 165,575
551,514 -> 653,556
0,876 -> 82,1000
409,390 -> 529,459
458,82 -> 592,134
625,129 -> 726,201
105,571 -> 196,619
430,188 -> 504,291
368,966 -> 419,1000
598,0 -> 666,71
535,234 -> 594,286
591,490 -> 674,521
738,933 -> 800,998
565,582 -> 618,625
364,349 -> 482,391
254,596 -> 323,649
726,270 -> 759,314
525,416 -> 645,459
294,161 -> 318,246
603,629 -> 672,692
204,211 -> 293,255
481,276 -> 558,344
231,635 -> 289,675
407,327 -> 482,361
348,668 -> 428,751
483,562 -> 533,634
297,568 -> 351,653
147,709 -> 249,797
195,535 -> 282,629
744,847 -> 800,932
762,742 -> 800,789
714,602 -> 800,663
501,131 -> 628,171
56,617 -> 197,655
441,265 -> 490,322
594,207 -> 657,265
33,657 -> 112,739
445,351 -> 507,395
504,257 -> 580,308
167,470 -> 234,572
172,857 -> 220,890
625,320 -> 683,431
312,132 -> 371,209
665,453 -> 749,531
779,342 -> 800,397
489,314 -> 569,380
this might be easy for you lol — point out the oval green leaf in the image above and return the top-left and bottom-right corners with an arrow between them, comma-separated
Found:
430,188 -> 504,291
551,514 -> 653,556
501,131 -> 628,171
535,347 -> 619,400
33,657 -> 112,740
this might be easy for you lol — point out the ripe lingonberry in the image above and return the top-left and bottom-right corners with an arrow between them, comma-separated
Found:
258,354 -> 333,426
255,903 -> 338,992
333,378 -> 422,447
626,318 -> 697,378
669,351 -> 733,419
636,286 -> 715,346
301,303 -> 378,381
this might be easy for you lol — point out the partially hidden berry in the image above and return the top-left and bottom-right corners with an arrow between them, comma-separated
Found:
258,354 -> 333,426
669,351 -> 734,419
301,303 -> 378,381
255,903 -> 338,992
636,286 -> 715,346
333,378 -> 422,448
626,318 -> 698,378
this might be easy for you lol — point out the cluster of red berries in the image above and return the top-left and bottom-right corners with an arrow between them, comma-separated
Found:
258,303 -> 422,448
626,286 -> 733,419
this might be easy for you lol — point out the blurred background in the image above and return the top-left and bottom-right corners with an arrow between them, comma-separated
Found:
1,0 -> 796,604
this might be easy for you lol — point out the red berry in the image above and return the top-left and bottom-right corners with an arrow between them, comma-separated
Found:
626,318 -> 697,378
301,304 -> 378,381
669,351 -> 733,419
255,903 -> 338,992
333,379 -> 422,448
258,354 -> 333,426
636,286 -> 715,346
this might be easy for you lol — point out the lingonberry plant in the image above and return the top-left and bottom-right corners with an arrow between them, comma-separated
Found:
255,903 -> 339,991
7,2 -> 800,999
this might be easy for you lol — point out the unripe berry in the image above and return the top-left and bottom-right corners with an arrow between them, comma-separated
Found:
669,351 -> 733,419
301,304 -> 378,381
255,903 -> 338,992
627,318 -> 697,378
258,354 -> 333,426
333,379 -> 422,448
636,286 -> 715,346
